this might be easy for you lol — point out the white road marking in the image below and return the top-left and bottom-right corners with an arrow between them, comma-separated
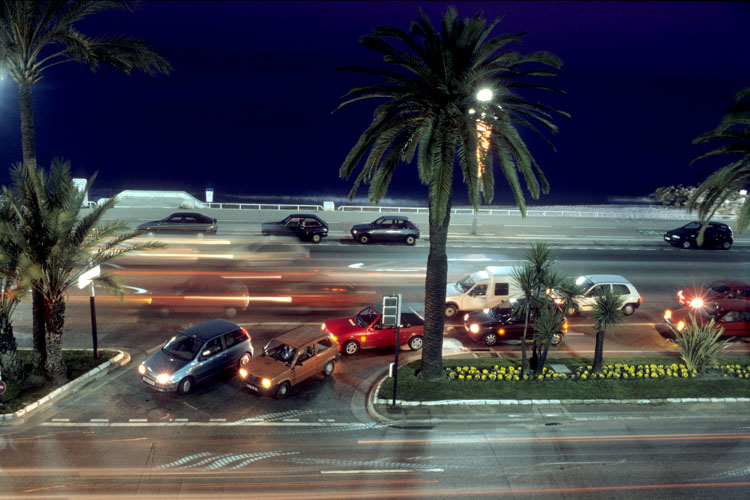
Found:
129,419 -> 147,423
505,225 -> 551,228
321,469 -> 444,474
572,226 -> 618,229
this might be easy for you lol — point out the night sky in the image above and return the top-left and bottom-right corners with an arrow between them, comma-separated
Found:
0,1 -> 748,206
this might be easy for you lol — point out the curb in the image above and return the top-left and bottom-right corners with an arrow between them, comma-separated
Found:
0,350 -> 131,423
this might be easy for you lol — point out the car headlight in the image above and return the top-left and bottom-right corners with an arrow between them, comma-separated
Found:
156,373 -> 171,384
464,314 -> 469,321
239,368 -> 248,378
320,323 -> 326,331
689,298 -> 704,308
261,378 -> 272,389
672,235 -> 680,239
664,310 -> 671,320
469,324 -> 479,333
138,364 -> 146,375
677,320 -> 685,331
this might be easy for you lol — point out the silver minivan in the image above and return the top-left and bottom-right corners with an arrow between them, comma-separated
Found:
138,319 -> 253,394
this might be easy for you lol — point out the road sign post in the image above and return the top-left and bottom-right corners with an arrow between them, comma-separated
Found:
382,294 -> 402,409
78,265 -> 101,359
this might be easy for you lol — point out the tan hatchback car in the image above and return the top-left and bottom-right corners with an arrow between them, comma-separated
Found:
239,329 -> 338,398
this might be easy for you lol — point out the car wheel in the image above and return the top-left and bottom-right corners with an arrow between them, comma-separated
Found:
239,352 -> 252,367
681,240 -> 692,249
224,307 -> 237,318
177,377 -> 194,395
408,336 -> 423,351
445,304 -> 458,318
405,235 -> 416,246
722,240 -> 732,250
483,333 -> 498,346
358,234 -> 371,244
622,304 -> 636,316
551,333 -> 563,346
343,340 -> 360,355
275,381 -> 291,399
322,360 -> 335,377
311,234 -> 322,244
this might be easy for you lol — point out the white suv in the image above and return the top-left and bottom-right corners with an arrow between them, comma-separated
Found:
567,275 -> 642,316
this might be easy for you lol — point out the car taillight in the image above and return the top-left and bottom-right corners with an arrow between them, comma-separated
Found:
664,310 -> 672,320
241,327 -> 251,340
638,297 -> 642,303
562,321 -> 568,332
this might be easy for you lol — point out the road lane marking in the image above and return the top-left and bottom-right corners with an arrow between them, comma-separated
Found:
321,469 -> 444,474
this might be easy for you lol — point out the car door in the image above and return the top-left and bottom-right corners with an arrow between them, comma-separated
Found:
369,318 -> 397,348
193,336 -> 226,381
578,284 -> 610,311
720,310 -> 748,337
370,217 -> 391,241
291,343 -> 318,385
284,216 -> 303,237
164,214 -> 183,232
222,329 -> 248,366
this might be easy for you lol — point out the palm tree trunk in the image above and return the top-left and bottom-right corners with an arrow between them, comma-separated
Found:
44,297 -> 68,385
419,203 -> 451,381
18,81 -> 37,170
593,330 -> 605,372
31,287 -> 47,377
0,311 -> 25,382
520,308 -> 530,375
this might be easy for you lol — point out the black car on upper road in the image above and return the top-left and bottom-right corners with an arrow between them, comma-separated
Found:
350,216 -> 420,245
664,221 -> 733,249
137,212 -> 218,234
261,214 -> 328,243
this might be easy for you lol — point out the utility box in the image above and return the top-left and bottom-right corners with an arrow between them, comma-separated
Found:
323,201 -> 335,211
205,188 -> 214,203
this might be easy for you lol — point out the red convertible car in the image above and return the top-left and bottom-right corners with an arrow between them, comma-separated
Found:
321,305 -> 424,355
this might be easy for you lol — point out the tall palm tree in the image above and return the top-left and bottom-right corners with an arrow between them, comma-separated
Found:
590,288 -> 625,373
0,0 -> 173,170
2,159 -> 162,384
687,87 -> 750,238
0,198 -> 26,382
0,0 -> 171,376
336,7 -> 568,380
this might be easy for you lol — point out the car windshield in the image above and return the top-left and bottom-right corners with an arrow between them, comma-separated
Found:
162,333 -> 203,361
455,275 -> 476,293
263,339 -> 297,364
490,304 -> 515,320
355,306 -> 379,328
706,282 -> 730,296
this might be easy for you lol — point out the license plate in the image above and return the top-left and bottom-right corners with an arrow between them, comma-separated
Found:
247,384 -> 259,392
143,376 -> 155,386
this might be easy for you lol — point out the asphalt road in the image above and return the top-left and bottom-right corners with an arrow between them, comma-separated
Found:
2,205 -> 749,498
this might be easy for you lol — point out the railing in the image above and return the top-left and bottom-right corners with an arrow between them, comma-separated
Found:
206,202 -> 324,211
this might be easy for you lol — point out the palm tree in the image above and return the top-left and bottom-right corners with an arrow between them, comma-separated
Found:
0,0 -> 171,376
531,303 -> 565,378
590,288 -> 625,373
0,198 -> 26,382
2,159 -> 162,384
687,87 -> 750,239
0,0 -> 172,170
336,7 -> 568,380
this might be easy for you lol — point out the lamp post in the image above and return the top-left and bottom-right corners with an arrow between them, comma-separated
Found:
471,88 -> 494,235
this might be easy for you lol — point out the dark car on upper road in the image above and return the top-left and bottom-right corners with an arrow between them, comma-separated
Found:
137,212 -> 218,234
350,216 -> 420,245
261,214 -> 328,243
463,299 -> 568,346
137,319 -> 253,395
676,279 -> 750,308
664,299 -> 750,338
664,221 -> 733,249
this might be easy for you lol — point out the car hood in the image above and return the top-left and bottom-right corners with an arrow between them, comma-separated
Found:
325,315 -> 364,335
243,355 -> 292,380
351,223 -> 373,232
138,220 -> 161,228
142,349 -> 190,375
464,309 -> 496,327
679,286 -> 706,299
446,283 -> 462,298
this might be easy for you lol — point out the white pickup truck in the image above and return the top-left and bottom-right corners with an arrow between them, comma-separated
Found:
445,266 -> 521,318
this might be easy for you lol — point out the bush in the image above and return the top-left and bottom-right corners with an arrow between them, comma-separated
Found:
673,317 -> 729,372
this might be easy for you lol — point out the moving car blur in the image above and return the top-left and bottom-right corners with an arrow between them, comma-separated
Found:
137,212 -> 218,234
146,275 -> 250,317
350,216 -> 420,245
676,280 -> 750,308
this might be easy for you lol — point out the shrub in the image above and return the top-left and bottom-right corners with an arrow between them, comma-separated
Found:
672,317 -> 729,372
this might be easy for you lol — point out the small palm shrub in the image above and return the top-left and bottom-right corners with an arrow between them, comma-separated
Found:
674,317 -> 728,372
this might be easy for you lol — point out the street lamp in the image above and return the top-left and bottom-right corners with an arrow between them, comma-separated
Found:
471,87 -> 494,235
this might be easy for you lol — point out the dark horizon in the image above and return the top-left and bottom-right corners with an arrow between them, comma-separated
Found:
1,1 -> 748,206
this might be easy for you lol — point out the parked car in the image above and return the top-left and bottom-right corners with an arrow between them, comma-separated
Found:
664,299 -> 750,338
147,275 -> 250,317
239,329 -> 338,398
463,299 -> 568,346
261,214 -> 329,243
321,305 -> 424,355
677,279 -> 750,308
350,216 -> 420,245
567,275 -> 642,316
137,212 -> 218,234
664,221 -> 733,249
137,319 -> 253,395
